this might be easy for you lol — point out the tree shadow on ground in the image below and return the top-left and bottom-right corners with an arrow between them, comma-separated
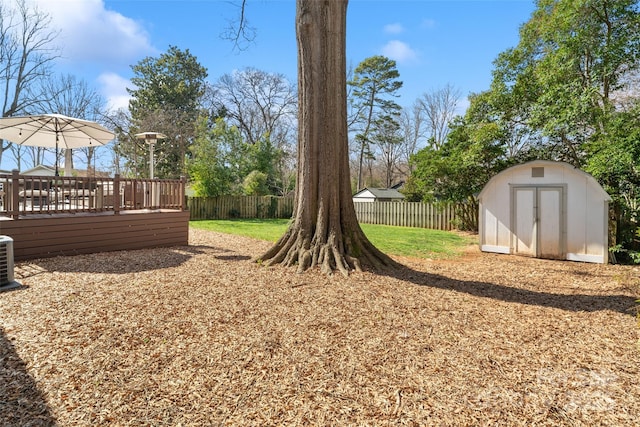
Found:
384,265 -> 638,317
15,244 -> 224,275
0,327 -> 56,426
214,254 -> 252,261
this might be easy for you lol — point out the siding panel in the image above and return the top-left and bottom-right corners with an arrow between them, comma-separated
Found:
0,210 -> 189,261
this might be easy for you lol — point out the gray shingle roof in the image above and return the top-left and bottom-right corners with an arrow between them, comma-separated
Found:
353,187 -> 405,199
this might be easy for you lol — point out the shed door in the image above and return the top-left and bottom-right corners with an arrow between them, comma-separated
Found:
513,186 -> 564,259
514,187 -> 536,256
537,187 -> 563,259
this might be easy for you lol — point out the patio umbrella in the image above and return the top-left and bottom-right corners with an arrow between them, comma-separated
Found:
0,113 -> 115,175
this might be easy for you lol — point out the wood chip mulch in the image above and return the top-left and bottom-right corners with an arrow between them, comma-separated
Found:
1,228 -> 639,426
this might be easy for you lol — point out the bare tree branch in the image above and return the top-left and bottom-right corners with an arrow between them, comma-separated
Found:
0,0 -> 59,166
417,83 -> 461,150
220,0 -> 256,52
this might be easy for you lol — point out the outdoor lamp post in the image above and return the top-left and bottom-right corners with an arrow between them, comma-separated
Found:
135,132 -> 167,179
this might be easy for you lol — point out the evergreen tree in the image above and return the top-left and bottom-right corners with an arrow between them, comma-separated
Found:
127,46 -> 208,178
348,55 -> 403,190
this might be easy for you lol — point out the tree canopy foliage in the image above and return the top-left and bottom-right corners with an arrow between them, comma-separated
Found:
208,67 -> 297,195
188,115 -> 287,197
188,117 -> 237,197
122,46 -> 208,178
128,46 -> 207,121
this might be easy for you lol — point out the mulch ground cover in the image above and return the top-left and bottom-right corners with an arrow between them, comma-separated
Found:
1,228 -> 638,426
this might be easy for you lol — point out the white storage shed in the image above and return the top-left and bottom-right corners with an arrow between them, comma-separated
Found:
478,160 -> 611,264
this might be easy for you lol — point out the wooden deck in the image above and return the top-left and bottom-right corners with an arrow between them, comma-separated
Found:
0,210 -> 190,261
0,172 -> 189,261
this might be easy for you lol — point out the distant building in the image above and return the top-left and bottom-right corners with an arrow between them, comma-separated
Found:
352,187 -> 405,203
20,165 -> 56,176
19,165 -> 110,178
69,168 -> 111,178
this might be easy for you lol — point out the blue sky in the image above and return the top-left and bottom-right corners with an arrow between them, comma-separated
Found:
32,0 -> 536,113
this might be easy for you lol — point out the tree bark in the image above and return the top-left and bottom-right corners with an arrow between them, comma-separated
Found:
259,0 -> 398,276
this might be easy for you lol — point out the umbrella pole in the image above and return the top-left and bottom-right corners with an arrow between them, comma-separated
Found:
54,131 -> 60,206
54,121 -> 60,176
55,138 -> 59,176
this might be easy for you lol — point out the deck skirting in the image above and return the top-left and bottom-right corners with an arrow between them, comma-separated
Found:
0,210 -> 190,261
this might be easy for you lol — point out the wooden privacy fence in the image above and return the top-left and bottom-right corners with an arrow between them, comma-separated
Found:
354,201 -> 458,230
188,195 -> 295,220
188,196 -> 469,231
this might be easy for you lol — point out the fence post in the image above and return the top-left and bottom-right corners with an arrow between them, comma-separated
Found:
114,174 -> 121,215
180,176 -> 186,211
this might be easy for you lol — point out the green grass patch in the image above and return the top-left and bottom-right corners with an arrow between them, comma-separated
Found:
359,223 -> 475,259
190,218 -> 290,242
190,218 -> 476,260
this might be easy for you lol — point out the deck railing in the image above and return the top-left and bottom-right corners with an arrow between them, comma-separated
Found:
0,170 -> 186,219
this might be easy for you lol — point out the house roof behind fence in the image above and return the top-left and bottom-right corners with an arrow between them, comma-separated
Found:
353,187 -> 405,199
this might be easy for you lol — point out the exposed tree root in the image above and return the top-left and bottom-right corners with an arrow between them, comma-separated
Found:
258,222 -> 400,276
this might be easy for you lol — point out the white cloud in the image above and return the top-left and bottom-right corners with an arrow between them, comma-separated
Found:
98,72 -> 133,111
384,23 -> 404,35
381,40 -> 418,64
32,0 -> 154,66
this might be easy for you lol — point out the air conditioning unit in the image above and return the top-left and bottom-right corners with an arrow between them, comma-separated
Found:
0,235 -> 15,287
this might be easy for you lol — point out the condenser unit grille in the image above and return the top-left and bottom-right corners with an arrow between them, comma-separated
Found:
0,244 -> 7,283
0,243 -> 9,284
0,236 -> 15,286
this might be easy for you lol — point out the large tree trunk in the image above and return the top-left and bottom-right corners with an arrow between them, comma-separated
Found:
259,0 -> 397,275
